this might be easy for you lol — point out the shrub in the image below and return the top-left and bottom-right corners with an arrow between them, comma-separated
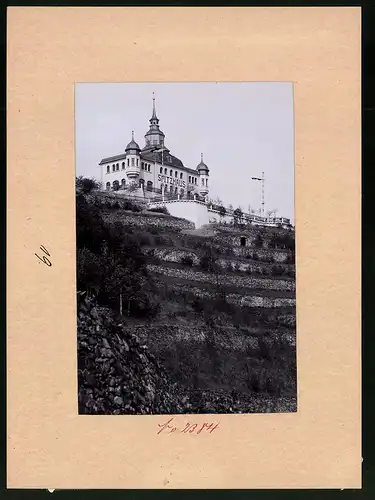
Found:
271,265 -> 285,277
253,234 -> 264,249
233,262 -> 241,272
76,176 -> 101,194
181,255 -> 194,266
148,206 -> 170,215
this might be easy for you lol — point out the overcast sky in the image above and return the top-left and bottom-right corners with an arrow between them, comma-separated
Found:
75,82 -> 294,221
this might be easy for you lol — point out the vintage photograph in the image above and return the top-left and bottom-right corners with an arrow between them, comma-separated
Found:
76,82 -> 296,415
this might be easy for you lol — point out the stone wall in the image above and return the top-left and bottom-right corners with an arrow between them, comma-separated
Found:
150,199 -> 209,229
101,209 -> 194,231
148,264 -> 295,292
147,248 -> 294,276
153,279 -> 295,308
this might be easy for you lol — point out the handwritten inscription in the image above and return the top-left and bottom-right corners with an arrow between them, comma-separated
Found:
35,245 -> 52,267
157,417 -> 219,435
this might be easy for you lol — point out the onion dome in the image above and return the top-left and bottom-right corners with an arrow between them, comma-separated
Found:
125,131 -> 141,152
196,153 -> 209,173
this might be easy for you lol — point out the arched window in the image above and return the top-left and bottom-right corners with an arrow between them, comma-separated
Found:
141,162 -> 144,170
188,176 -> 191,183
202,178 -> 204,186
240,237 -> 247,247
113,180 -> 119,191
206,178 -> 208,186
170,169 -> 173,177
137,159 -> 139,167
131,158 -> 135,167
195,178 -> 197,184
180,173 -> 183,179
146,181 -> 153,191
127,158 -> 130,167
112,165 -> 115,172
180,188 -> 184,197
187,191 -> 191,199
122,162 -> 125,169
106,165 -> 110,173
175,187 -> 178,195
148,165 -> 151,172
121,179 -> 126,187
175,171 -> 178,178
164,168 -> 167,175
160,167 -> 163,174
116,163 -> 119,170
170,185 -> 173,193
106,181 -> 111,190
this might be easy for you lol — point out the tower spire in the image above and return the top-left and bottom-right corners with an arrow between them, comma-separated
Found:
151,92 -> 158,120
131,130 -> 134,140
201,152 -> 204,162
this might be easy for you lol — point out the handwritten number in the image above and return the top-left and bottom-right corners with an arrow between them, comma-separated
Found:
35,245 -> 52,267
39,244 -> 50,256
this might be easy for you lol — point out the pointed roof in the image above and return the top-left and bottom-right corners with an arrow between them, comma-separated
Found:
150,92 -> 159,122
125,130 -> 140,152
196,153 -> 209,173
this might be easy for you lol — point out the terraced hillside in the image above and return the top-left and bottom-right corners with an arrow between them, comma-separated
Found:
77,188 -> 296,414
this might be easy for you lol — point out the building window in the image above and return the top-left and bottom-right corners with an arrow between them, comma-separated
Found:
137,159 -> 139,167
164,168 -> 167,175
112,165 -> 115,172
146,181 -> 153,191
180,188 -> 184,197
170,185 -> 173,193
139,179 -> 145,188
188,176 -> 191,183
127,158 -> 129,167
107,165 -> 110,173
116,163 -> 119,171
141,162 -> 144,170
202,178 -> 204,186
170,169 -> 173,177
121,179 -> 126,188
206,178 -> 208,186
148,164 -> 151,172
180,173 -> 183,179
131,158 -> 135,167
175,171 -> 178,178
175,187 -> 178,195
240,237 -> 247,247
195,178 -> 197,185
106,181 -> 111,190
160,167 -> 163,174
113,180 -> 119,191
153,140 -> 157,145
122,162 -> 125,169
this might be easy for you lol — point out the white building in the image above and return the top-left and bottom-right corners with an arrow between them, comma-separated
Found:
98,95 -> 292,230
99,95 -> 209,201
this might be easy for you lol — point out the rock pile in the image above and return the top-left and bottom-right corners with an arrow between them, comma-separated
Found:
77,294 -> 188,415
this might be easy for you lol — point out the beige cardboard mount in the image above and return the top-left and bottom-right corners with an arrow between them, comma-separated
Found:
7,7 -> 361,489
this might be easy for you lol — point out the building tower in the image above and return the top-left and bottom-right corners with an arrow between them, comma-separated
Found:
196,153 -> 210,199
143,93 -> 166,150
125,131 -> 141,184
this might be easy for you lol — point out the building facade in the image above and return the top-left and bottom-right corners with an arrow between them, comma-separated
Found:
99,96 -> 209,201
